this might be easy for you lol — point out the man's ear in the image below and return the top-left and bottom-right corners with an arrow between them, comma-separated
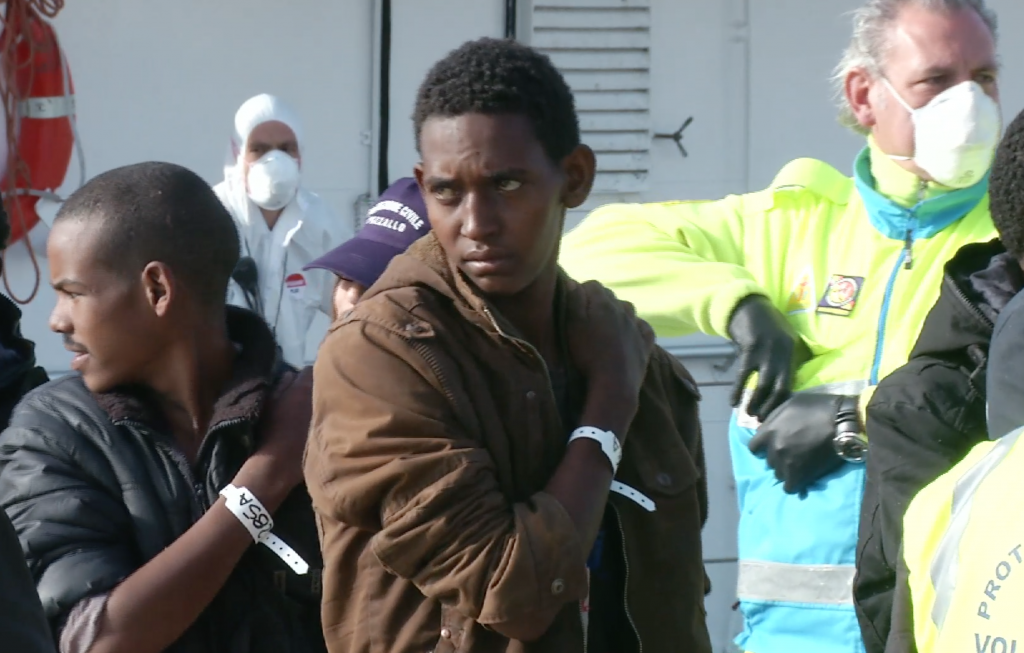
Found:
414,162 -> 425,190
846,67 -> 878,130
561,144 -> 596,210
141,262 -> 175,318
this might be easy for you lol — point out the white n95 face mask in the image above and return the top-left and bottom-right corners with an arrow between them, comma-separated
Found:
883,79 -> 1001,189
246,151 -> 300,211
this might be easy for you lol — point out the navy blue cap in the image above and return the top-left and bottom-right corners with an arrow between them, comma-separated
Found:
305,178 -> 430,287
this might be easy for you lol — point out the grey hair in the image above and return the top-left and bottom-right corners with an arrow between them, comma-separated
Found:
832,0 -> 998,134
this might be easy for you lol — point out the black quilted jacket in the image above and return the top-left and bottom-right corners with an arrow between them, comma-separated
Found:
0,307 -> 325,653
0,292 -> 51,652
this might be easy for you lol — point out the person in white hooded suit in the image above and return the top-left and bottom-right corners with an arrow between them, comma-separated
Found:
215,93 -> 352,366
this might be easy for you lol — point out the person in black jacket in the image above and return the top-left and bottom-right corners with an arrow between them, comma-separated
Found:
989,290 -> 1024,440
0,504 -> 55,653
853,107 -> 1024,653
0,202 -> 53,653
0,201 -> 48,425
986,113 -> 1024,442
0,162 -> 325,653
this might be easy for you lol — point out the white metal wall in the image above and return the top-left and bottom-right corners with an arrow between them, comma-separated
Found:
4,0 -> 380,373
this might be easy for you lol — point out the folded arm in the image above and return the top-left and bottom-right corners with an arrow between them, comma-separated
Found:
0,408 -> 296,653
305,321 -> 638,641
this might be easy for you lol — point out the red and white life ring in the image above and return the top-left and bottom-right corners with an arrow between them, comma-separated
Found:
0,7 -> 75,246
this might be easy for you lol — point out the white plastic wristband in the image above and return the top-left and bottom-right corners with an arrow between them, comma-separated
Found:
568,426 -> 622,474
610,480 -> 656,512
220,484 -> 274,541
219,484 -> 310,575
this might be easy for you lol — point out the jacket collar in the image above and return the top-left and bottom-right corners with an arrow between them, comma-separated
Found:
910,238 -> 1022,361
94,306 -> 283,431
853,146 -> 989,241
363,233 -> 571,349
866,135 -> 950,207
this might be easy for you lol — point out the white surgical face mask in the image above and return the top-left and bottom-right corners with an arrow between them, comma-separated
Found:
882,78 -> 1001,189
246,150 -> 300,211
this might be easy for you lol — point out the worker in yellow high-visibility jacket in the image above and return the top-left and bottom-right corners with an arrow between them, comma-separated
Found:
559,2 -> 1002,653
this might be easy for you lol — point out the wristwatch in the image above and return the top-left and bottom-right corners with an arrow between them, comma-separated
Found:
568,426 -> 623,473
833,395 -> 868,463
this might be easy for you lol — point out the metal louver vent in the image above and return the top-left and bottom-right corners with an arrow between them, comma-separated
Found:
531,0 -> 651,194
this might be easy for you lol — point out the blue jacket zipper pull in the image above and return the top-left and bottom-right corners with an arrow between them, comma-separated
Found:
905,181 -> 925,271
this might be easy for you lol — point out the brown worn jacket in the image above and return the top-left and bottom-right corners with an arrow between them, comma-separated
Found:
305,235 -> 712,653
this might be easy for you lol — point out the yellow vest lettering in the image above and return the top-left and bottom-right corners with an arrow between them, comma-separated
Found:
981,546 -> 1023,619
976,635 -> 1018,653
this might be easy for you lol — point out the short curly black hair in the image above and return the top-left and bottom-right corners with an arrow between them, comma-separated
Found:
991,108 -> 1024,261
413,37 -> 580,163
54,162 -> 240,309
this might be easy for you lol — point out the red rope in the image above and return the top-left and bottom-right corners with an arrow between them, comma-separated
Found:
0,0 -> 66,304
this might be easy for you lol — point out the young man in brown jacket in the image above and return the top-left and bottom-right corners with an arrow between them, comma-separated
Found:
304,37 -> 713,653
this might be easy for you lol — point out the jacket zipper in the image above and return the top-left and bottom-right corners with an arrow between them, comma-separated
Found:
611,504 -> 642,652
948,276 -> 993,328
903,228 -> 914,270
904,178 -> 926,271
869,181 -> 925,384
405,336 -> 459,406
480,307 -> 613,647
118,417 -> 247,520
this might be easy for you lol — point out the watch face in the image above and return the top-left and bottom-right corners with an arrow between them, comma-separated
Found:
835,434 -> 868,463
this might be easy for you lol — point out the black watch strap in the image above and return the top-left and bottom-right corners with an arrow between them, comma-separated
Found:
835,395 -> 860,434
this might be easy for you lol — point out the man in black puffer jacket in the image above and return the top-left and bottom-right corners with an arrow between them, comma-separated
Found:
0,162 -> 325,653
853,106 -> 1024,653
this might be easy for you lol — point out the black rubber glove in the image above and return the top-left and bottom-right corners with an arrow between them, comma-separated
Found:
727,294 -> 812,421
749,393 -> 852,494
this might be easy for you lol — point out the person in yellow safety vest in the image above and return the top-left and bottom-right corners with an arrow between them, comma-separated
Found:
899,429 -> 1024,653
559,1 -> 1001,652
857,107 -> 1024,653
894,110 -> 1024,653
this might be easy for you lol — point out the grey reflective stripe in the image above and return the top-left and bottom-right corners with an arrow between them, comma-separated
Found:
736,561 -> 855,605
733,379 -> 869,603
803,380 -> 870,397
928,427 -> 1024,630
